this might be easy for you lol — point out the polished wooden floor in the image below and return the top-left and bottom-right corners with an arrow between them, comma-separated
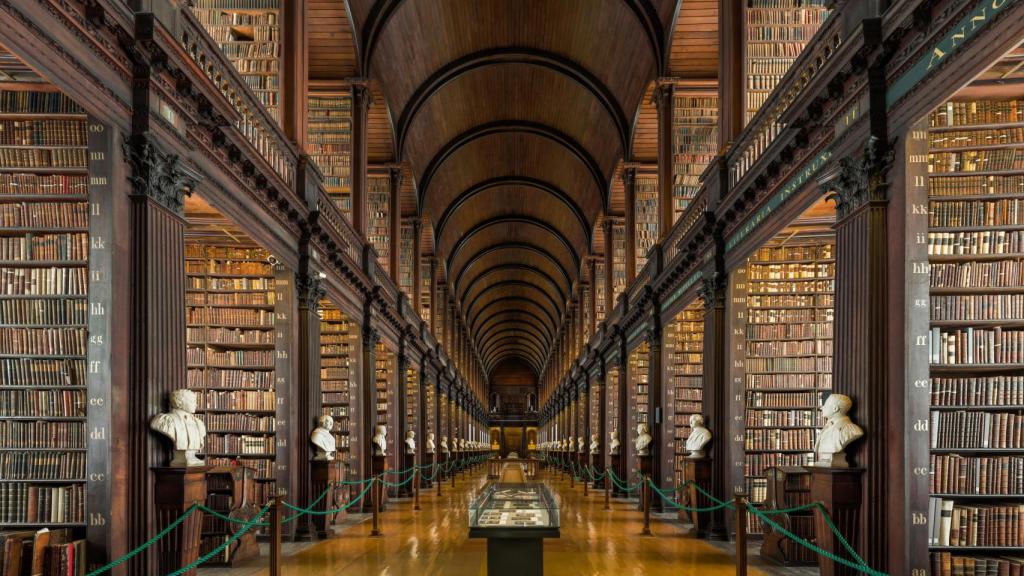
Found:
201,466 -> 753,576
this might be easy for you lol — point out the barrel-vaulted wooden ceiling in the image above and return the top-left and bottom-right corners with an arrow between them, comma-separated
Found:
310,0 -> 717,379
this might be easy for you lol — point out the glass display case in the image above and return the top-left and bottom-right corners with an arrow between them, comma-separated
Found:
469,483 -> 560,531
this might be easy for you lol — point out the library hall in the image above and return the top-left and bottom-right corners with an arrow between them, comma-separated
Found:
0,0 -> 1022,575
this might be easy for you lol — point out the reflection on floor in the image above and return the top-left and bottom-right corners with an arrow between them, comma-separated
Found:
198,467 -> 759,576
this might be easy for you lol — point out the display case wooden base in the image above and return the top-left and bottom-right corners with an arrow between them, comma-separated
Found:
808,466 -> 864,576
153,467 -> 208,576
681,457 -> 713,536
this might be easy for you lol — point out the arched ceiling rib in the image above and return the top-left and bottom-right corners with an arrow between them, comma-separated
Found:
349,0 -> 677,383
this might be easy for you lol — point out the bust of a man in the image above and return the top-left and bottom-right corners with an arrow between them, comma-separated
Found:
372,425 -> 388,457
458,438 -> 466,452
685,414 -> 712,459
589,433 -> 599,455
577,437 -> 584,453
609,430 -> 620,455
426,432 -> 436,454
405,430 -> 416,454
635,423 -> 652,456
814,394 -> 864,467
150,389 -> 207,467
441,435 -> 450,455
310,415 -> 336,461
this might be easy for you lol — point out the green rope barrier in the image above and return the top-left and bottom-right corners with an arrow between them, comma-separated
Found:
749,506 -> 886,576
85,504 -> 200,576
647,479 -> 735,513
165,501 -> 273,576
607,469 -> 643,492
285,480 -> 375,516
378,473 -> 418,488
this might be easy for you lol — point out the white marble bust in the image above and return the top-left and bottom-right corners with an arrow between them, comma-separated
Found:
814,394 -> 864,467
577,437 -> 584,453
405,430 -> 416,454
426,432 -> 436,454
150,389 -> 207,467
685,414 -> 712,459
589,433 -> 599,455
372,424 -> 388,457
609,430 -> 620,455
311,415 -> 336,461
458,438 -> 466,452
441,435 -> 450,455
635,423 -> 652,457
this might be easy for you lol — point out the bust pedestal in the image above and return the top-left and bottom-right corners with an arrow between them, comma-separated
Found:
364,454 -> 387,513
399,451 -> 416,498
637,454 -> 652,512
610,453 -> 625,498
808,466 -> 864,576
590,453 -> 605,489
153,467 -> 208,576
309,460 -> 344,539
681,457 -> 714,537
421,453 -> 434,488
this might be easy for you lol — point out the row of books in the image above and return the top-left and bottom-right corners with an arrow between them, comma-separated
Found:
931,100 -> 1024,128
0,358 -> 82,387
930,128 -> 1024,149
749,308 -> 832,323
0,298 -> 86,325
0,200 -> 87,227
747,372 -> 831,389
747,391 -> 823,408
0,267 -> 87,296
745,410 -> 822,427
0,120 -> 86,147
930,199 -> 1024,227
745,356 -> 831,373
0,91 -> 82,114
930,554 -> 1023,576
748,279 -> 834,293
931,376 -> 1024,406
747,339 -> 832,356
930,174 -> 1024,197
745,452 -> 813,478
205,434 -> 274,455
929,327 -> 1024,365
187,308 -> 274,326
188,291 -> 275,306
0,529 -> 86,576
0,451 -> 84,480
929,411 -> 1023,449
0,233 -> 88,261
929,231 -> 1024,255
188,277 -> 275,291
930,150 -> 1024,174
0,390 -> 84,417
927,498 -> 1024,547
746,321 -> 832,339
201,413 -> 275,432
186,261 -> 272,275
0,420 -> 84,448
189,327 -> 273,345
746,294 -> 833,308
744,428 -> 815,451
197,369 -> 275,388
188,349 -> 274,366
0,483 -> 85,524
0,327 -> 85,355
217,41 -> 279,59
185,245 -> 271,260
931,294 -> 1024,321
931,454 -> 1024,495
196,390 -> 275,411
0,148 -> 86,169
751,244 -> 833,262
931,260 -> 1024,288
0,174 -> 85,196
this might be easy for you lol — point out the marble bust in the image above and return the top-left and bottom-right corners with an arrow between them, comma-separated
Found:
577,437 -> 584,453
635,423 -> 652,457
814,394 -> 864,467
458,438 -> 465,452
310,415 -> 336,461
150,389 -> 207,467
405,430 -> 416,454
609,430 -> 620,455
685,414 -> 712,459
426,432 -> 436,454
372,424 -> 388,457
441,436 -> 450,455
589,433 -> 599,455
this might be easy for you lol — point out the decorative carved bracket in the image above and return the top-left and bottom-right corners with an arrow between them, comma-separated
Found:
122,134 -> 199,216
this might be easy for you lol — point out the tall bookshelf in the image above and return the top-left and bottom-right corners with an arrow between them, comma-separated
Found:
425,372 -> 435,450
635,175 -> 658,271
404,366 -> 418,459
0,88 -> 89,535
673,92 -> 718,221
925,96 -> 1024,569
367,175 -> 390,273
374,343 -> 396,472
307,92 -> 352,219
745,0 -> 829,124
319,301 -> 357,475
665,300 -> 705,489
399,222 -> 414,298
582,283 -> 593,343
607,365 -> 621,460
440,390 -> 450,451
192,0 -> 281,125
595,261 -> 607,324
739,235 -> 835,533
185,241 -> 280,505
420,255 -> 432,327
627,344 -> 650,478
612,223 -> 626,300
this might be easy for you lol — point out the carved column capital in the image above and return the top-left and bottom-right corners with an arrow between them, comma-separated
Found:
295,272 -> 326,311
830,136 -> 895,219
652,81 -> 674,113
699,275 -> 725,310
122,134 -> 199,216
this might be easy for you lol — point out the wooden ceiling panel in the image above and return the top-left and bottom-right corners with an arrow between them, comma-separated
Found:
308,0 -> 358,80
632,81 -> 658,162
445,223 -> 578,286
368,83 -> 394,163
451,246 -> 571,307
463,269 -> 567,319
668,0 -> 718,78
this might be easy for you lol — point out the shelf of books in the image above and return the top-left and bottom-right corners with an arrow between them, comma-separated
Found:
612,223 -> 627,300
627,344 -> 650,477
424,373 -> 435,451
672,91 -> 718,221
368,175 -> 391,274
307,92 -> 352,218
319,300 -> 357,476
582,282 -> 593,344
192,0 -> 281,125
440,391 -> 450,455
399,222 -> 414,298
737,232 -> 835,534
375,343 -> 396,472
745,0 -> 829,124
664,299 -> 705,489
0,80 -> 90,554
635,174 -> 658,271
420,256 -> 432,327
606,364 -> 621,461
404,366 -> 419,462
184,239 -> 281,506
589,372 -> 600,454
595,261 -> 607,324
925,95 -> 1024,571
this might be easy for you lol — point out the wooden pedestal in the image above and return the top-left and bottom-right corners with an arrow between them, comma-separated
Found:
610,453 -> 625,497
153,467 -> 207,576
637,454 -> 652,512
364,454 -> 386,513
422,453 -> 434,488
590,453 -> 605,488
400,451 -> 416,497
311,460 -> 344,539
808,467 -> 864,576
681,457 -> 714,537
